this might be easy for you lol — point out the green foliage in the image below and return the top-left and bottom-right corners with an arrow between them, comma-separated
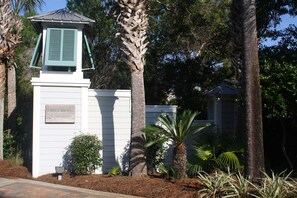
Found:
67,0 -> 130,89
253,171 -> 297,198
144,110 -> 209,179
228,171 -> 256,198
68,133 -> 103,175
187,130 -> 244,175
108,166 -> 121,177
3,130 -> 16,159
7,151 -> 24,166
260,60 -> 297,119
197,170 -> 297,198
145,128 -> 166,173
197,170 -> 234,197
144,110 -> 209,147
157,164 -> 178,181
3,130 -> 23,166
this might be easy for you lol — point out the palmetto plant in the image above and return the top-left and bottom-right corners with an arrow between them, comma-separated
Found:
187,131 -> 244,175
143,110 -> 210,179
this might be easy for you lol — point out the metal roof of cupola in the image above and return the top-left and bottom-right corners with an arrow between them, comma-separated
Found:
28,8 -> 95,31
28,8 -> 95,79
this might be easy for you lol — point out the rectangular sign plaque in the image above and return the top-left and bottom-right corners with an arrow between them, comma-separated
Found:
45,104 -> 75,124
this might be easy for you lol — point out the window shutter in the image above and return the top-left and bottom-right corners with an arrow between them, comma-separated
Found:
83,34 -> 95,70
62,30 -> 75,61
45,28 -> 77,67
48,29 -> 62,61
29,33 -> 42,68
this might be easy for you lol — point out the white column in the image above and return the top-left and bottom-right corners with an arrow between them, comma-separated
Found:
32,85 -> 41,178
81,86 -> 89,132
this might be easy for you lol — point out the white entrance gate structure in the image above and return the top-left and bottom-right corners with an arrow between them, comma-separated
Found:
29,9 -> 177,177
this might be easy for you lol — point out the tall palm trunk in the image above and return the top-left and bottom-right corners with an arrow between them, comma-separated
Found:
240,0 -> 264,181
116,0 -> 149,177
0,61 -> 5,160
7,65 -> 17,133
130,70 -> 147,176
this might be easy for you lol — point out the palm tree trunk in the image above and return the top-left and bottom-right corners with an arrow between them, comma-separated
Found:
173,143 -> 187,179
7,65 -> 17,133
0,61 -> 6,160
116,0 -> 149,177
241,0 -> 265,181
129,70 -> 147,176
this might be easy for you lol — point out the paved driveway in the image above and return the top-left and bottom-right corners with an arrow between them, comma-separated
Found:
0,177 -> 140,198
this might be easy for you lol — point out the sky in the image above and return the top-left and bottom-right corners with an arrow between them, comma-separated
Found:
38,0 -> 67,13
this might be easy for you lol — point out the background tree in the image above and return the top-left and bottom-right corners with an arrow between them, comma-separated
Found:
6,0 -> 44,142
259,24 -> 297,172
240,0 -> 264,180
116,0 -> 149,177
144,0 -> 233,114
67,0 -> 130,89
0,0 -> 22,160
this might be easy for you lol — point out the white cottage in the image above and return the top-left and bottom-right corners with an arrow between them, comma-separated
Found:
207,82 -> 239,134
28,9 -> 176,178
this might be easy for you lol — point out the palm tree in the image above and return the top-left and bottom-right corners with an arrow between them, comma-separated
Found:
240,0 -> 264,180
0,0 -> 22,159
11,0 -> 43,14
116,0 -> 149,177
7,0 -> 44,133
144,110 -> 209,179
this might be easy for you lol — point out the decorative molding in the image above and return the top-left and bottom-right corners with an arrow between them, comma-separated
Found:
31,77 -> 90,87
88,89 -> 131,97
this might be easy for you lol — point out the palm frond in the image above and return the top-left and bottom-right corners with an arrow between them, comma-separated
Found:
216,151 -> 242,171
195,146 -> 213,160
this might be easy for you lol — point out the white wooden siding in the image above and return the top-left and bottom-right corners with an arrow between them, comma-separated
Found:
37,86 -> 83,175
88,90 -> 177,173
33,85 -> 177,177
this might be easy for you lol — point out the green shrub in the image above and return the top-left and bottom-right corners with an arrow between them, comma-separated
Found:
3,130 -> 16,159
68,133 -> 103,175
145,129 -> 166,174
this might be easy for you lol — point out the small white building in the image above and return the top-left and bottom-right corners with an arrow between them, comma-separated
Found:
207,82 -> 239,134
28,9 -> 176,178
